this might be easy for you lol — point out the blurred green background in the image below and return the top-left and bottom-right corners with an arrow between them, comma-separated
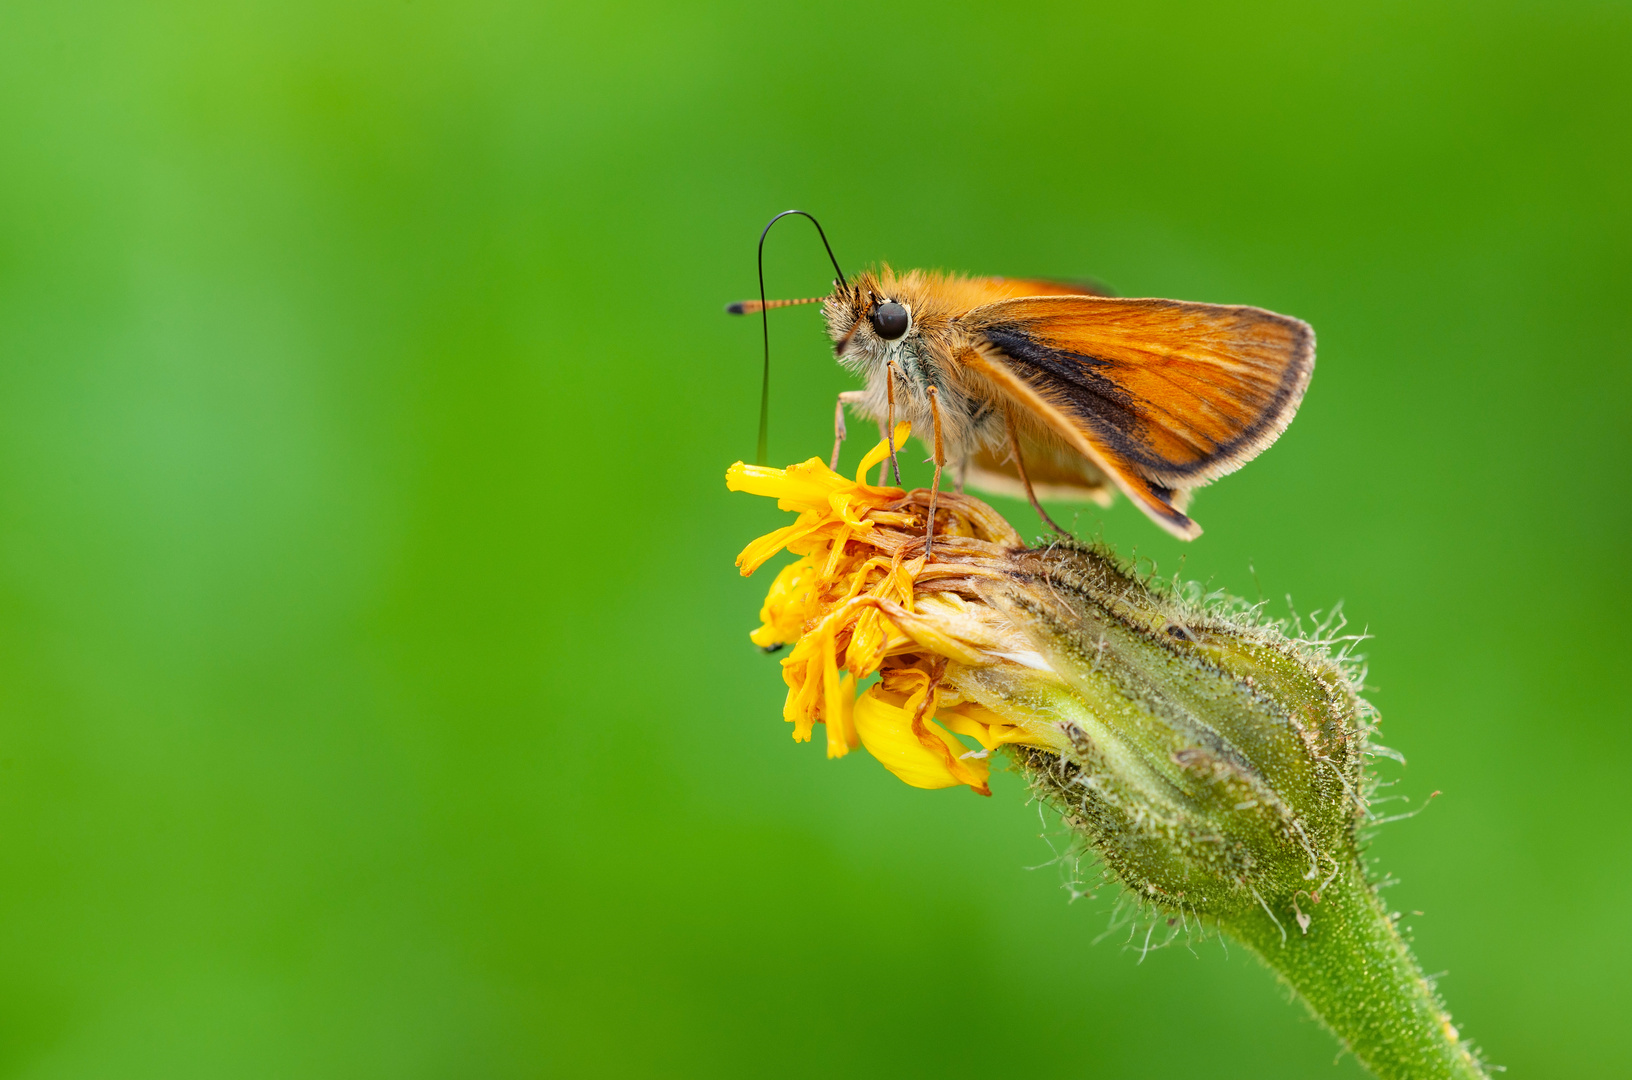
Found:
0,1 -> 1627,1076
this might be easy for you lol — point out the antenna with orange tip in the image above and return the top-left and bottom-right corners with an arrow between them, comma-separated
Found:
724,296 -> 825,315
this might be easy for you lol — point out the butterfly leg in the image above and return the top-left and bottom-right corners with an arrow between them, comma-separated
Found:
924,386 -> 947,560
1005,408 -> 1071,537
830,391 -> 866,470
883,362 -> 903,485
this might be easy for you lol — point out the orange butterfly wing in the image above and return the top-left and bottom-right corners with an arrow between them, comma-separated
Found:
959,295 -> 1315,539
967,276 -> 1116,299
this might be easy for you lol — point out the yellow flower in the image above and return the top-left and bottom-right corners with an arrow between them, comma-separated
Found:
726,426 -> 1067,794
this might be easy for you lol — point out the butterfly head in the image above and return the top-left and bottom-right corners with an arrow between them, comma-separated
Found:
824,267 -> 934,372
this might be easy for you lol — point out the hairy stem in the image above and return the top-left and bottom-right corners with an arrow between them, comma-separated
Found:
1220,853 -> 1487,1080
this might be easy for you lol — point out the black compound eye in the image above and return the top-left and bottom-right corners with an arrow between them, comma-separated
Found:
869,301 -> 910,340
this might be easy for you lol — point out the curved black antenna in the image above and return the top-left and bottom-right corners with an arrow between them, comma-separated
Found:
755,210 -> 846,465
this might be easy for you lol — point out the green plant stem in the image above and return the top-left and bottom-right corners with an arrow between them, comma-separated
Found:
1220,853 -> 1487,1080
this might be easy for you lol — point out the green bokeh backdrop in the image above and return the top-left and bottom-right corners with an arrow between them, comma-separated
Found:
1,2 -> 1628,1076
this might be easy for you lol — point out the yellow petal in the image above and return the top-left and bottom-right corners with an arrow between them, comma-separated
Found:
827,673 -> 860,758
734,519 -> 809,576
852,685 -> 991,792
855,422 -> 912,485
781,637 -> 821,741
821,630 -> 849,757
726,459 -> 841,507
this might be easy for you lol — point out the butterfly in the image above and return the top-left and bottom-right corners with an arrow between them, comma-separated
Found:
730,212 -> 1314,540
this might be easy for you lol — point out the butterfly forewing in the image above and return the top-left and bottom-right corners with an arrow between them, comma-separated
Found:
960,295 -> 1313,535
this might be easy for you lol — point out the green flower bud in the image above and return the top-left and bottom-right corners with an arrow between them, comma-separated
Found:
944,543 -> 1489,1080
951,542 -> 1363,925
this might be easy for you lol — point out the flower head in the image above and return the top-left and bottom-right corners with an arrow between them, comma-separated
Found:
727,425 -> 1068,794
